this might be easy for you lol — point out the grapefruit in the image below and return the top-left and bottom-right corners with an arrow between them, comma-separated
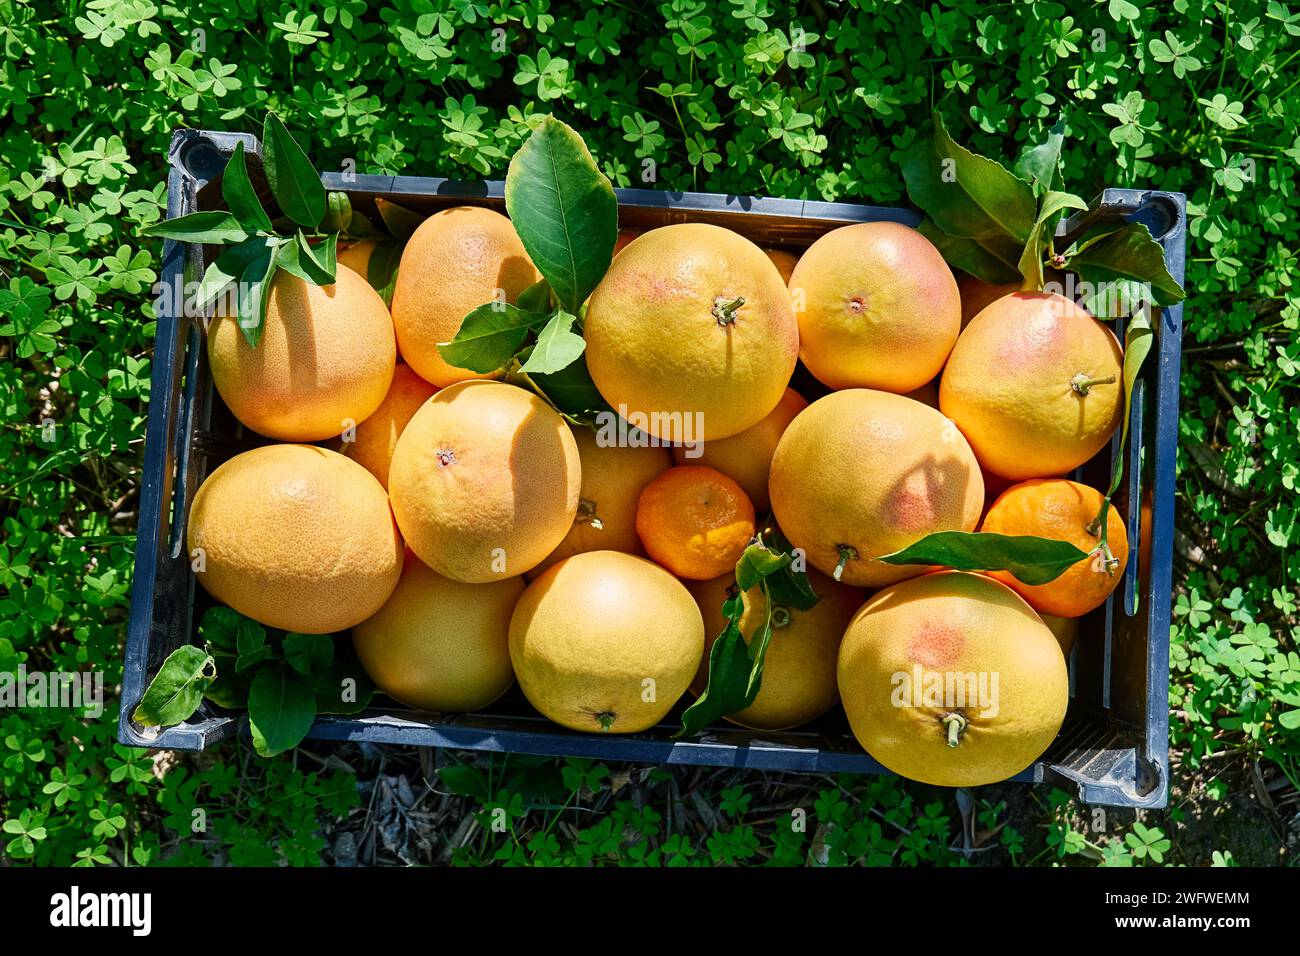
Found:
636,466 -> 756,580
509,551 -> 705,733
956,274 -> 1020,328
764,247 -> 799,285
529,426 -> 673,578
207,265 -> 395,442
584,223 -> 799,442
686,567 -> 861,730
788,222 -> 960,392
672,387 -> 807,512
769,389 -> 984,587
187,444 -> 403,633
388,380 -> 581,583
979,478 -> 1128,617
337,238 -> 376,281
939,292 -> 1123,479
837,571 -> 1068,787
1042,614 -> 1079,657
390,206 -> 540,387
353,554 -> 523,712
343,363 -> 438,490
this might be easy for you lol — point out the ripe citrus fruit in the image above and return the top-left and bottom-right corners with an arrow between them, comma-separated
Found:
764,247 -> 799,285
207,265 -> 395,442
672,387 -> 807,512
510,551 -> 705,733
636,465 -> 756,580
837,571 -> 1068,787
529,427 -> 673,579
584,223 -> 798,442
343,364 -> 438,490
769,389 -> 984,587
788,222 -> 960,392
388,381 -> 581,583
1042,614 -> 1079,657
686,567 -> 861,730
337,238 -> 376,281
979,478 -> 1129,617
956,274 -> 1019,328
187,444 -> 403,633
939,292 -> 1124,479
390,205 -> 540,387
353,554 -> 523,712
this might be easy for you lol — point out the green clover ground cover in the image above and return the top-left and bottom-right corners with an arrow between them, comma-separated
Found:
0,0 -> 1296,866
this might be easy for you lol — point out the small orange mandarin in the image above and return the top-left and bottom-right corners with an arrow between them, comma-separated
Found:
980,478 -> 1129,618
635,466 -> 756,580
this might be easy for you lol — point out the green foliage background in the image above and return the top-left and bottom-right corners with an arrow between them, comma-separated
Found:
1,0 -> 1296,865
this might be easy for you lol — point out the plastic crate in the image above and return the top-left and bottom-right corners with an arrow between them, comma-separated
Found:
119,128 -> 1186,808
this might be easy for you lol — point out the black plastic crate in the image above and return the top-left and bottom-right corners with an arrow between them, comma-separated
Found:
119,128 -> 1186,808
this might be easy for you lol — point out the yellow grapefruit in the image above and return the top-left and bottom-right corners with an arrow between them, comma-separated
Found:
686,567 -> 861,730
788,222 -> 960,392
343,363 -> 438,490
187,444 -> 403,633
584,223 -> 799,442
769,389 -> 984,587
672,387 -> 806,512
529,426 -> 673,579
389,205 -> 540,387
388,381 -> 581,582
353,554 -> 523,712
509,551 -> 705,733
837,571 -> 1068,787
940,292 -> 1123,479
207,265 -> 395,441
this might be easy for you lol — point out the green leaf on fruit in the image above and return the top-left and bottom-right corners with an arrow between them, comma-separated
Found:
1065,221 -> 1185,306
520,309 -> 585,374
283,632 -> 333,676
439,303 -> 550,373
505,116 -> 618,314
1015,118 -> 1067,196
142,209 -> 248,244
879,531 -> 1090,585
375,197 -> 426,242
918,219 -> 1021,284
222,141 -> 274,235
1017,190 -> 1087,290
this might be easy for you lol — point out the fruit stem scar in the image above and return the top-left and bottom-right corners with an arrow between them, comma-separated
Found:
712,295 -> 745,326
576,498 -> 604,530
941,712 -> 968,748
593,711 -> 616,731
434,448 -> 456,467
771,605 -> 791,628
1070,372 -> 1117,395
832,545 -> 858,582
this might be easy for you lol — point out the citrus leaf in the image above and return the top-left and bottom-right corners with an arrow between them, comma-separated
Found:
142,209 -> 247,244
1065,221 -> 1186,305
262,112 -> 325,230
203,655 -> 252,710
311,647 -> 375,716
918,219 -> 1022,284
248,665 -> 317,757
517,278 -> 554,313
519,309 -> 585,374
283,632 -> 333,677
234,616 -> 271,673
759,526 -> 820,611
193,237 -> 275,312
438,303 -> 550,373
523,354 -> 613,423
1107,313 -> 1155,497
375,197 -> 425,241
1017,190 -> 1088,290
325,190 -> 353,233
1015,117 -> 1067,195
902,110 -> 1037,245
131,645 -> 216,728
221,141 -> 274,235
505,116 -> 618,314
274,230 -> 335,286
878,531 -> 1090,585
236,241 -> 276,348
735,543 -> 789,592
365,239 -> 403,306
